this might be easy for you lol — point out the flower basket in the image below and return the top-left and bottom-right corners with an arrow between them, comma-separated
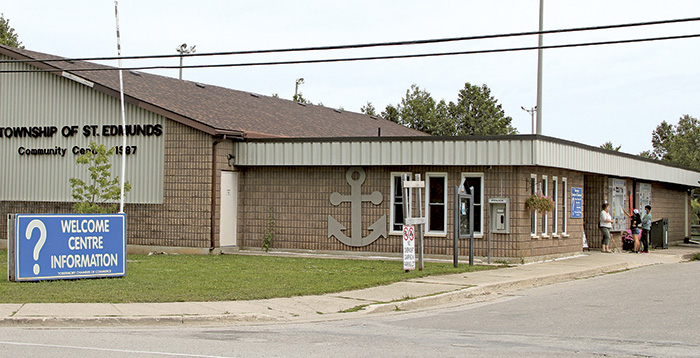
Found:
525,193 -> 555,212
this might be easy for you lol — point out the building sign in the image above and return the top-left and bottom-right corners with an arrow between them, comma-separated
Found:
402,225 -> 415,271
8,214 -> 126,282
1,123 -> 162,158
571,187 -> 583,218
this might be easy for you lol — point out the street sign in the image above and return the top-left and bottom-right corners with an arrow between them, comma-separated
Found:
8,213 -> 126,281
402,225 -> 415,271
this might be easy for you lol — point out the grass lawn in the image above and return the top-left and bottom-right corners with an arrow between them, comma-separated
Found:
1,250 -> 492,303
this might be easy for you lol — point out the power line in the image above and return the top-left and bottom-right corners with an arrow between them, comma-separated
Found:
1,16 -> 699,65
1,33 -> 698,74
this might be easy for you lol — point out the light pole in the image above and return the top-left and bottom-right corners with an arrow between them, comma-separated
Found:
535,0 -> 544,135
176,43 -> 196,80
521,106 -> 537,134
294,78 -> 305,101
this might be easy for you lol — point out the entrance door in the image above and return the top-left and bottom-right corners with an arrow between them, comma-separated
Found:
219,171 -> 238,247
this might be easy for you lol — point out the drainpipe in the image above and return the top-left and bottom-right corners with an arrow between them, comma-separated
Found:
210,136 -> 225,251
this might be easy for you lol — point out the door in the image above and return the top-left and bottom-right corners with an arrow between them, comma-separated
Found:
219,171 -> 238,247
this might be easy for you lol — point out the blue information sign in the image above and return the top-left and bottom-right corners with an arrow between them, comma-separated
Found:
13,214 -> 126,281
571,187 -> 583,219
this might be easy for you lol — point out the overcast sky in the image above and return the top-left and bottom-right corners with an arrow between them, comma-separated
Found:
3,1 -> 700,155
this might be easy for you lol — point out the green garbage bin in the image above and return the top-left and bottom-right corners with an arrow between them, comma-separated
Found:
650,218 -> 668,249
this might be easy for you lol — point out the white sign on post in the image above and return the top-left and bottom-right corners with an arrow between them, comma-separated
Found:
403,225 -> 415,271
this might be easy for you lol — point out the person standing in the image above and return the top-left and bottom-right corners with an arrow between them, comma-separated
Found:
623,208 -> 642,252
599,203 -> 614,253
640,205 -> 652,253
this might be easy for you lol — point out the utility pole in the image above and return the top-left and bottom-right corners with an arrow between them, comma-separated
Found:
535,0 -> 544,135
176,43 -> 196,80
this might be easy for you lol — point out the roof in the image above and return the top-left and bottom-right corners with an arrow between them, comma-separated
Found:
0,45 -> 427,139
233,135 -> 700,187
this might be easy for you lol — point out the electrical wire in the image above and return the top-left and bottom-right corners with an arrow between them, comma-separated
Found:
1,33 -> 698,73
1,16 -> 699,65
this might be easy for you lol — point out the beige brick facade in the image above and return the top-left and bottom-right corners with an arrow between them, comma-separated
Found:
235,165 -> 586,261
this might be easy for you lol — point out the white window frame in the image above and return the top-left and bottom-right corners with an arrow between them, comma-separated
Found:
541,176 -> 548,236
390,172 -> 412,235
552,176 -> 558,236
562,177 -> 568,235
462,172 -> 484,238
425,173 -> 447,236
531,174 -> 537,236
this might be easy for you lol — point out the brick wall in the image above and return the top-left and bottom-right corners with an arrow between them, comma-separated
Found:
1,120 -> 216,248
236,165 -> 586,260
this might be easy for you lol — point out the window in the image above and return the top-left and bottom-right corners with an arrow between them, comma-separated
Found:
541,176 -> 548,235
552,177 -> 558,235
462,173 -> 484,236
562,177 -> 568,234
390,172 -> 411,233
426,173 -> 447,234
531,174 -> 537,236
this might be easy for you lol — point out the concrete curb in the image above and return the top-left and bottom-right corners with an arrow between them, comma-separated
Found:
363,262 -> 633,314
0,312 -> 281,327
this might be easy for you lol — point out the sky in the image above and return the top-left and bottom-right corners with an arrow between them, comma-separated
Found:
3,0 -> 700,155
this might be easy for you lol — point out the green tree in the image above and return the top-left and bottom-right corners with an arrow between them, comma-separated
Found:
0,14 -> 23,48
649,114 -> 700,223
292,92 -> 311,104
650,115 -> 700,170
70,142 -> 131,213
378,83 -> 516,136
449,83 -> 516,135
600,141 -> 621,151
360,102 -> 377,116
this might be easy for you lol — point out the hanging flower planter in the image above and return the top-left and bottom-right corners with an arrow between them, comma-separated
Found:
525,193 -> 555,212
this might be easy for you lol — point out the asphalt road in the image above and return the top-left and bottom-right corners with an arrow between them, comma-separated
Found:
1,260 -> 698,358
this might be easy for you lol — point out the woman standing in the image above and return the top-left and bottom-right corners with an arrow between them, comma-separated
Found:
599,203 -> 614,253
623,208 -> 642,252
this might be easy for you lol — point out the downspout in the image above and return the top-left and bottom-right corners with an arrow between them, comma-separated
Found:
210,136 -> 225,251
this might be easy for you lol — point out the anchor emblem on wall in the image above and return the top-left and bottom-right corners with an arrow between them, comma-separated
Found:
328,167 -> 387,247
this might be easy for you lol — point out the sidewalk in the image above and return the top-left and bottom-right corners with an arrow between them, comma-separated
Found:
1,246 -> 698,326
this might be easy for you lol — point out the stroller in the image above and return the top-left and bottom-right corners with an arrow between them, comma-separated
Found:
621,229 -> 635,251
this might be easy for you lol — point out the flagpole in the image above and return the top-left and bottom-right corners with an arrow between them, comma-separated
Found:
115,0 -> 127,213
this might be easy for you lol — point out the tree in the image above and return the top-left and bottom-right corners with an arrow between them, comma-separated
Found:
376,82 -> 516,136
600,141 -> 621,151
360,102 -> 377,116
70,142 -> 131,213
449,83 -> 516,136
649,114 -> 700,223
0,14 -> 23,48
292,92 -> 311,104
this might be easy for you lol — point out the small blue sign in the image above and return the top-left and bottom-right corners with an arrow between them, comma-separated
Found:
14,214 -> 126,281
571,187 -> 583,219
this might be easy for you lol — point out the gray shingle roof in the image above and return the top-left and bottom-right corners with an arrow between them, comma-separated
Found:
0,45 -> 427,138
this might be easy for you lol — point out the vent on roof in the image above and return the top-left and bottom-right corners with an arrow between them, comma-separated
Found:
129,71 -> 141,77
297,102 -> 306,107
250,93 -> 260,98
370,115 -> 378,120
333,108 -> 341,114
195,83 -> 206,88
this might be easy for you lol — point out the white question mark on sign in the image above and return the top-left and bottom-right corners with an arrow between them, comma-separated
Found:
25,219 -> 47,275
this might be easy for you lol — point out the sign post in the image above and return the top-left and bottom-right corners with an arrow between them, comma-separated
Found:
402,175 -> 425,271
402,225 -> 415,271
8,213 -> 126,282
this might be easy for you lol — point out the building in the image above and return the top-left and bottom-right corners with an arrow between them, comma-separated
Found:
2,45 -> 699,262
